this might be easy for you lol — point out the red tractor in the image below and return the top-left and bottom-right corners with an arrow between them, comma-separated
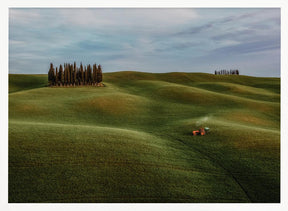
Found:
192,127 -> 209,136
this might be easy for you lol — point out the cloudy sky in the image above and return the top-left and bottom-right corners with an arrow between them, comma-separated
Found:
9,8 -> 280,77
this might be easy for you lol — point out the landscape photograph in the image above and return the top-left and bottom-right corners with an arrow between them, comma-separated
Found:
8,8 -> 280,203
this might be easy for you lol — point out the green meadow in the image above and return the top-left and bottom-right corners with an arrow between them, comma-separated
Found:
9,72 -> 280,203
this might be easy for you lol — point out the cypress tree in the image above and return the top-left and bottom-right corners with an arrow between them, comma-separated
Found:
64,66 -> 68,86
71,69 -> 74,86
67,65 -> 71,86
48,63 -> 56,86
93,64 -> 97,85
78,68 -> 80,85
63,66 -> 65,86
81,68 -> 84,85
69,64 -> 72,86
69,64 -> 71,86
59,64 -> 64,86
55,67 -> 58,86
76,68 -> 80,85
87,65 -> 89,85
80,63 -> 84,85
84,66 -> 88,85
70,64 -> 73,86
89,68 -> 91,84
73,62 -> 76,86
97,64 -> 103,83
87,64 -> 92,85
48,65 -> 51,86
74,68 -> 77,86
90,65 -> 93,85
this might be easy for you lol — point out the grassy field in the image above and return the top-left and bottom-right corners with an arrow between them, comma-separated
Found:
8,72 -> 280,203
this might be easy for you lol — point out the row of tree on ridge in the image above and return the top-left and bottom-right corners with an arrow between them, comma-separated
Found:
48,62 -> 103,86
214,69 -> 239,75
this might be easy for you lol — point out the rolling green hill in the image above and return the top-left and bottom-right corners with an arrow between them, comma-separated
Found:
9,72 -> 280,202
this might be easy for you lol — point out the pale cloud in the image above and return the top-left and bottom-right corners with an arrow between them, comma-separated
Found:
58,9 -> 199,29
9,9 -> 41,24
9,39 -> 26,46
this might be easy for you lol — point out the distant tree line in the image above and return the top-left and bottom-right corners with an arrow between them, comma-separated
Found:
214,69 -> 239,75
48,62 -> 103,86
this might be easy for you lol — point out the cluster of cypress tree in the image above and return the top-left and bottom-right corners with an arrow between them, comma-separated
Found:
48,62 -> 103,86
214,69 -> 239,75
